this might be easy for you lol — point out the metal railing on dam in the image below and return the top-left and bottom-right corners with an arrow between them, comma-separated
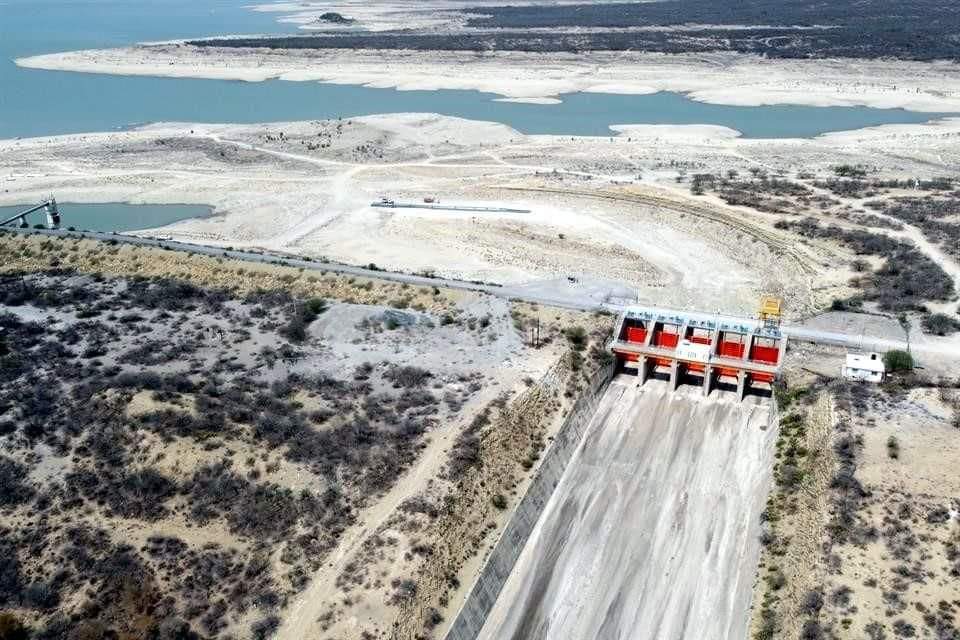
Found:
444,362 -> 616,640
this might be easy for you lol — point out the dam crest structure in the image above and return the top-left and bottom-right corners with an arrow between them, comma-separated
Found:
608,304 -> 786,400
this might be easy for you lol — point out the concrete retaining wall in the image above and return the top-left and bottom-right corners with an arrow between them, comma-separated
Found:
444,363 -> 616,640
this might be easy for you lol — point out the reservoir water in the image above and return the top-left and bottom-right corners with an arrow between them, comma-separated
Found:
0,203 -> 212,233
0,0 -> 955,140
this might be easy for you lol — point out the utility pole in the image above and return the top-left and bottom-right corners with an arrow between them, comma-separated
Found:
897,313 -> 912,354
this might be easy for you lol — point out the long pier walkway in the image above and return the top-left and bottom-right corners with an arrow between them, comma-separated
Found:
370,201 -> 531,214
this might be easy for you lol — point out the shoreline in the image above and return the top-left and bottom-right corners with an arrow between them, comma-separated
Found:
16,46 -> 960,113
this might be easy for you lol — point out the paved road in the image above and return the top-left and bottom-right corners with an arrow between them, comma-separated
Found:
3,227 -> 941,357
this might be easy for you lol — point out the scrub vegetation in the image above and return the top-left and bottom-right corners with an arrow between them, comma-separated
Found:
0,268 -> 471,638
775,217 -> 953,314
753,377 -> 960,639
189,0 -> 960,61
694,171 -> 960,333
0,232 -> 609,639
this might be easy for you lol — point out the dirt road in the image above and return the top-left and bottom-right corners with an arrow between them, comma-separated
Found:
477,378 -> 775,640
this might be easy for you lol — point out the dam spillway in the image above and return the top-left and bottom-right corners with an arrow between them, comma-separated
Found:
610,305 -> 787,401
475,378 -> 774,640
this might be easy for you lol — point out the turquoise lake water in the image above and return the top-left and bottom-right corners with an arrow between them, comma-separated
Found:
0,203 -> 213,232
0,0 -> 955,140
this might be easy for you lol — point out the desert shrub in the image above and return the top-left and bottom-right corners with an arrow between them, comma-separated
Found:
828,434 -> 872,544
396,389 -> 437,414
830,585 -> 853,607
281,312 -> 309,343
773,381 -> 810,412
714,175 -> 810,213
590,343 -> 614,368
778,218 -> 953,311
883,350 -> 914,373
388,578 -> 417,605
777,463 -> 804,492
200,598 -> 228,635
491,494 -> 508,510
175,546 -> 279,626
800,589 -> 825,615
251,616 -> 280,640
353,362 -> 373,380
185,462 -> 249,524
926,506 -> 950,524
447,407 -> 490,479
124,277 -> 226,313
254,411 -> 309,448
834,164 -> 867,178
815,177 -> 878,198
921,312 -> 960,336
880,196 -> 960,261
0,544 -> 22,606
0,456 -> 34,507
690,173 -> 714,195
185,463 -> 321,541
829,296 -> 863,311
424,607 -> 444,629
865,621 -> 887,640
120,339 -> 201,365
139,407 -> 228,442
156,617 -> 198,640
755,606 -> 778,640
563,326 -> 588,351
68,466 -> 175,520
765,567 -> 786,590
22,581 -> 59,610
362,392 -> 396,422
384,365 -> 431,388
886,436 -> 900,459
892,619 -> 916,637
0,614 -> 29,640
800,619 -> 826,640
398,495 -> 439,519
117,468 -> 176,519
281,298 -> 328,343
304,297 -> 327,316
232,483 -> 300,539
831,466 -> 866,496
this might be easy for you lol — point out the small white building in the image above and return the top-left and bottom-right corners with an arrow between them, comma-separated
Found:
842,352 -> 885,383
677,339 -> 710,363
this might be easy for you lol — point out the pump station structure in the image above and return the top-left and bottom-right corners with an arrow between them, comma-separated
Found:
609,303 -> 787,400
1,198 -> 61,230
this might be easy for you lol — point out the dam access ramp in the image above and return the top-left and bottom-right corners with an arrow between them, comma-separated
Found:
475,379 -> 775,640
